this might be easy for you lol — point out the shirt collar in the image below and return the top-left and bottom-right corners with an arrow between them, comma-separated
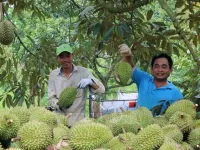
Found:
57,64 -> 78,76
150,77 -> 173,89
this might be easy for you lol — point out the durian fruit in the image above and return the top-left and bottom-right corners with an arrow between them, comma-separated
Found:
158,137 -> 182,150
153,115 -> 168,127
180,142 -> 194,150
96,112 -> 121,124
114,62 -> 132,86
0,20 -> 15,45
169,111 -> 193,133
0,111 -> 20,140
125,107 -> 153,128
17,121 -> 53,150
162,124 -> 183,143
57,87 -> 77,109
73,118 -> 95,127
69,122 -> 113,150
9,107 -> 30,125
104,114 -> 141,136
165,99 -> 197,119
101,132 -> 135,150
29,107 -> 57,128
192,119 -> 200,129
131,124 -> 164,150
53,124 -> 70,145
56,114 -> 68,126
188,128 -> 200,149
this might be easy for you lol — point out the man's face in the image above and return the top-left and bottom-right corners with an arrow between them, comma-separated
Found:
151,58 -> 172,81
57,52 -> 73,69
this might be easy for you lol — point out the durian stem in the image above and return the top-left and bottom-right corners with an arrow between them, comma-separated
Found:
11,137 -> 21,142
194,104 -> 198,109
122,127 -> 126,133
55,138 -> 64,150
7,119 -> 13,125
65,113 -> 72,119
120,107 -> 125,112
0,0 -> 3,22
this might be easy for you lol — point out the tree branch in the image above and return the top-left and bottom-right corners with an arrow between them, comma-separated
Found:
97,0 -> 153,13
158,0 -> 200,68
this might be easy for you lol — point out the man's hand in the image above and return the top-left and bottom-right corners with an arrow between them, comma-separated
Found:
118,44 -> 132,56
78,79 -> 93,89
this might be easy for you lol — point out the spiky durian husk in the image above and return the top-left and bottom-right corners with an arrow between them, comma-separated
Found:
153,115 -> 168,127
165,99 -> 197,119
158,140 -> 180,150
56,114 -> 68,126
169,111 -> 193,133
128,107 -> 154,128
0,20 -> 15,45
192,119 -> 200,129
162,124 -> 183,143
58,87 -> 77,109
9,107 -> 30,125
17,121 -> 53,150
0,111 -> 20,140
96,112 -> 121,124
188,128 -> 200,149
69,122 -> 113,150
53,124 -> 70,145
180,142 -> 194,150
101,132 -> 135,150
104,114 -> 141,136
114,62 -> 132,86
131,124 -> 164,150
29,107 -> 57,128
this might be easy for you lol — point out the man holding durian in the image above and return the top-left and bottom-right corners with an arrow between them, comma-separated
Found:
118,44 -> 183,115
48,44 -> 105,127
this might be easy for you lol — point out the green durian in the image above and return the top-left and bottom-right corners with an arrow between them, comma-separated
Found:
57,87 -> 77,108
114,62 -> 132,86
0,20 -> 15,45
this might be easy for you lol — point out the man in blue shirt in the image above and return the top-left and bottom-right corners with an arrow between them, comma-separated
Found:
118,44 -> 183,115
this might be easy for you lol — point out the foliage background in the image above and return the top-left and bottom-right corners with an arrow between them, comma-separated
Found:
0,0 -> 199,110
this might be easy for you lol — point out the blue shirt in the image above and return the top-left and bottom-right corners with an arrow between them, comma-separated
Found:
132,68 -> 183,111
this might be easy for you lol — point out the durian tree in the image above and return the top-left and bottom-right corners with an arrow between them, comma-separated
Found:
0,0 -> 199,108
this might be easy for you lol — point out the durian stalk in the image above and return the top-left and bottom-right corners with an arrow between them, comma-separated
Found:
120,107 -> 125,112
197,145 -> 200,149
55,138 -> 64,150
65,113 -> 72,119
193,104 -> 198,109
11,137 -> 21,142
7,119 -> 13,125
121,127 -> 126,133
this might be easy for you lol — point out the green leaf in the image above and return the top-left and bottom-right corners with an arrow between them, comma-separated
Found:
103,26 -> 114,41
175,0 -> 185,8
122,24 -> 131,34
7,94 -> 13,107
167,42 -> 173,56
116,25 -> 124,37
40,68 -> 46,78
173,46 -> 180,56
146,10 -> 153,21
79,6 -> 95,17
163,29 -> 177,36
92,23 -> 101,36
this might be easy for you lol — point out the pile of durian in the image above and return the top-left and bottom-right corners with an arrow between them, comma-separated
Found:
0,99 -> 199,150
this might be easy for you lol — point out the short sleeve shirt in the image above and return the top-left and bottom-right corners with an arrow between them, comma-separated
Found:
132,68 -> 183,110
